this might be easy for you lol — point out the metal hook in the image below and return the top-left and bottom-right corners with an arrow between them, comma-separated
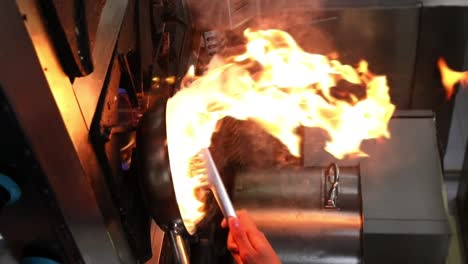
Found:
324,163 -> 340,209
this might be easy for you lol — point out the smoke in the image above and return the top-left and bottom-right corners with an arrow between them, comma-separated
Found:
187,0 -> 257,31
253,0 -> 323,28
186,0 -> 338,57
186,0 -> 229,31
187,0 -> 325,30
251,0 -> 338,55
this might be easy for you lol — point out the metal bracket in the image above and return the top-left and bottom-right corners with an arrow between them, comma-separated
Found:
203,31 -> 221,57
324,163 -> 340,209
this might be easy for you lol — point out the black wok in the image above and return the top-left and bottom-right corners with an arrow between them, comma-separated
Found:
137,93 -> 190,264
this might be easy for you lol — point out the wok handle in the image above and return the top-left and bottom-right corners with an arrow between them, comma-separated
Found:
169,229 -> 190,264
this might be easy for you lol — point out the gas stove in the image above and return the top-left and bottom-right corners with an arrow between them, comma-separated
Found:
0,1 -> 466,264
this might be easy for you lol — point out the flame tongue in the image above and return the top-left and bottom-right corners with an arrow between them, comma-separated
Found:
166,29 -> 395,233
438,58 -> 468,99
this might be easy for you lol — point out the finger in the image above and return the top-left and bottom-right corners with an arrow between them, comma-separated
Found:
227,233 -> 239,253
232,253 -> 243,264
221,218 -> 228,228
229,217 -> 254,254
246,230 -> 271,252
237,210 -> 270,251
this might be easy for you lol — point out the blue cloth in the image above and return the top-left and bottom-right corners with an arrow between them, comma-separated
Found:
118,88 -> 127,94
21,257 -> 60,264
0,173 -> 21,205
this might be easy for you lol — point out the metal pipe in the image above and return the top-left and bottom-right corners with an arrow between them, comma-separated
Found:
169,225 -> 190,264
233,166 -> 362,264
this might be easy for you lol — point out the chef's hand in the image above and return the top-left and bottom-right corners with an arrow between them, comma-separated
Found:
221,210 -> 281,264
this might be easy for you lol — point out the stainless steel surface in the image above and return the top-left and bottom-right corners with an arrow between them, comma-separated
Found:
457,139 -> 468,261
359,118 -> 448,223
147,222 -> 166,264
169,224 -> 190,264
72,0 -> 128,128
233,167 -> 361,264
201,148 -> 237,218
1,1 -> 134,263
422,0 -> 468,6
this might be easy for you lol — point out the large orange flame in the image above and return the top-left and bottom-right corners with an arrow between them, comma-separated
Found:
166,29 -> 395,234
438,58 -> 468,100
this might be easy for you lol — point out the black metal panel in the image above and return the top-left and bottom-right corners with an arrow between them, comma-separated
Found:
37,0 -> 97,77
153,0 -> 196,91
363,233 -> 450,263
411,6 -> 468,156
118,0 -> 140,105
138,0 -> 155,95
89,57 -> 153,262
